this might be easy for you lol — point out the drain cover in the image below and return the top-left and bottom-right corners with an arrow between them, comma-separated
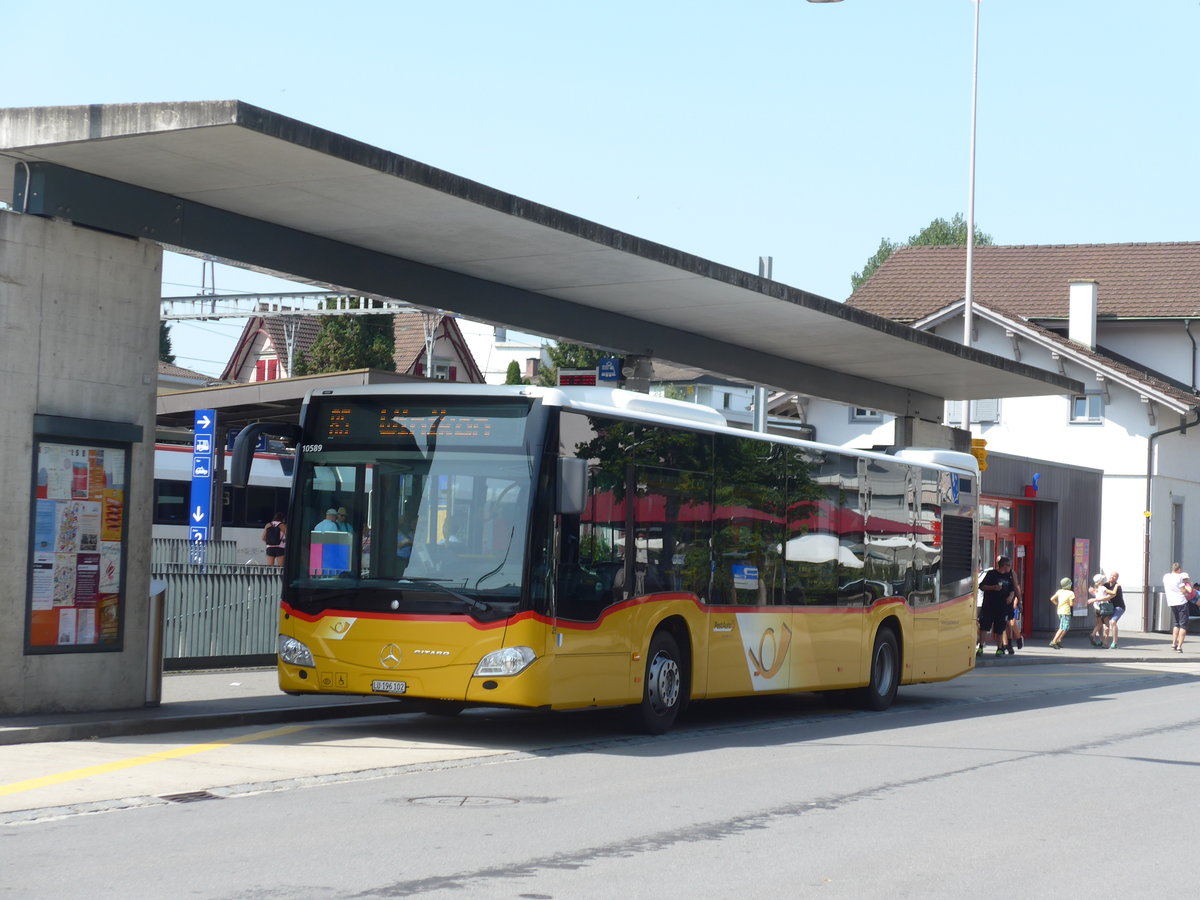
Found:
409,796 -> 518,807
160,790 -> 222,804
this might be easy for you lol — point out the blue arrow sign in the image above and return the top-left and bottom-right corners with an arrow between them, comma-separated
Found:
190,409 -> 217,543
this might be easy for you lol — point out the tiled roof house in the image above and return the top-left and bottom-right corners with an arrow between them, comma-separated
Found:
816,242 -> 1200,636
221,311 -> 483,384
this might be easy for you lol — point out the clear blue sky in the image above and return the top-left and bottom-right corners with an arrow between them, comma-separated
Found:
8,1 -> 1198,375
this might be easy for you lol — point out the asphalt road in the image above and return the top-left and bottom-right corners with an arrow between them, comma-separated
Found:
4,655 -> 1200,898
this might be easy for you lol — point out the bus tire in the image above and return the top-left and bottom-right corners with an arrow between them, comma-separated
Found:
858,627 -> 899,711
630,630 -> 683,734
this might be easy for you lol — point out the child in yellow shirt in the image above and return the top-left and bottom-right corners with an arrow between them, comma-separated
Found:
1048,577 -> 1075,648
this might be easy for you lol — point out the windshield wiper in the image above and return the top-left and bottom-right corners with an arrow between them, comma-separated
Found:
475,526 -> 516,589
397,578 -> 491,612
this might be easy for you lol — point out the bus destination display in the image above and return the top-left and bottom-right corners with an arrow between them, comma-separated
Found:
311,400 -> 531,445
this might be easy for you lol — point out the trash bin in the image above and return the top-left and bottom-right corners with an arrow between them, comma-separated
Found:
146,578 -> 167,707
1152,588 -> 1172,633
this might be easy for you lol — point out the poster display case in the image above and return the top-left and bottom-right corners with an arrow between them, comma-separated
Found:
26,420 -> 136,653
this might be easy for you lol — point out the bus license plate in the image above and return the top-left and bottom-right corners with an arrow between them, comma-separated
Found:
372,680 -> 407,694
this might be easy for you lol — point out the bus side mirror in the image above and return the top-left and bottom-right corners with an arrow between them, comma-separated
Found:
230,423 -> 303,486
556,458 -> 588,516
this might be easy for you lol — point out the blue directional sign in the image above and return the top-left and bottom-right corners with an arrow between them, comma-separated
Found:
189,409 -> 216,542
597,357 -> 621,382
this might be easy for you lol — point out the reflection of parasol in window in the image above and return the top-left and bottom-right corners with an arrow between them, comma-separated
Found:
780,534 -> 864,569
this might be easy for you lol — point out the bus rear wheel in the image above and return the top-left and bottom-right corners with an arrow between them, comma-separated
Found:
630,631 -> 683,734
858,628 -> 899,711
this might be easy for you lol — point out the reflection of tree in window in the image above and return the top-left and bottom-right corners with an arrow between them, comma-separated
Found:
711,436 -> 786,606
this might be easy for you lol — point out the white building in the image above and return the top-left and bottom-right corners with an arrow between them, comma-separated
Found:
799,242 -> 1200,635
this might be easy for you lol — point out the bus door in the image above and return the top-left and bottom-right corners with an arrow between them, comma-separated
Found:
869,461 -> 937,679
705,436 -> 788,697
550,415 -> 639,707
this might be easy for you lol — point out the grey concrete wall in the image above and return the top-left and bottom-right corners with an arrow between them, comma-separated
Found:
0,210 -> 161,714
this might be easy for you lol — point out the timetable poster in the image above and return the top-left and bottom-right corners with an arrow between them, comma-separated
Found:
28,441 -> 126,649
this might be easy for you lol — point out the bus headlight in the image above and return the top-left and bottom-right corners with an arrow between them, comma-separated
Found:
278,634 -> 315,668
474,646 -> 536,677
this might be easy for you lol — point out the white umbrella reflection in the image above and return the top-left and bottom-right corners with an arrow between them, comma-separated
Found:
782,534 -> 864,569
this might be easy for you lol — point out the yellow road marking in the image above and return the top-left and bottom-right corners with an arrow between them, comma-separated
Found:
974,672 -> 1107,677
0,723 -> 313,797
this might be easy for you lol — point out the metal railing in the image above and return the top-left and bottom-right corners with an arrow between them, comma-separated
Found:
151,540 -> 281,665
152,538 -> 241,566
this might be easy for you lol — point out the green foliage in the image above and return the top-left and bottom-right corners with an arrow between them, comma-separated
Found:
504,360 -> 527,384
578,532 -> 611,560
851,214 -> 994,293
159,321 -> 175,364
292,298 -> 396,375
909,213 -> 993,248
851,238 -> 899,294
536,342 -> 607,386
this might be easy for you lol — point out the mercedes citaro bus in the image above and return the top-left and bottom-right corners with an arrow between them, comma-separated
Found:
231,384 -> 979,733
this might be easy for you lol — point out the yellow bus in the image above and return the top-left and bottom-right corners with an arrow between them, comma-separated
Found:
232,384 -> 979,733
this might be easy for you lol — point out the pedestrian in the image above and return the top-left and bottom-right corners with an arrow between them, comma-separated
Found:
1005,571 -> 1025,651
1105,571 -> 1125,649
261,511 -> 286,567
1048,577 -> 1075,648
1163,563 -> 1193,652
1086,574 -> 1114,647
978,556 -> 1016,656
314,508 -> 340,533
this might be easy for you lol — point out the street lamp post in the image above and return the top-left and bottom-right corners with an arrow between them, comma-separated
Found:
809,0 -> 982,428
963,0 -> 980,354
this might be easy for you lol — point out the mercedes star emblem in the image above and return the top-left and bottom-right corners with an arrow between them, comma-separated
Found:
380,643 -> 402,668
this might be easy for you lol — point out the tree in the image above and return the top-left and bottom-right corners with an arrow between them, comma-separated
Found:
159,321 -> 175,364
851,213 -> 993,293
504,360 -> 527,385
292,298 -> 396,375
536,341 -> 607,386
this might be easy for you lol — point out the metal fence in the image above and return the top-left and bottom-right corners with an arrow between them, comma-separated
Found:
151,540 -> 281,666
152,538 -> 241,566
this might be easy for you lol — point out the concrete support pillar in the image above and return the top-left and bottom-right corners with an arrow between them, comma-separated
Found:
0,210 -> 161,715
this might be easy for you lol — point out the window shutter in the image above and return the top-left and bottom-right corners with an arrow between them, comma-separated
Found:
972,398 -> 999,424
449,365 -> 458,382
255,359 -> 267,382
414,361 -> 424,376
945,400 -> 963,424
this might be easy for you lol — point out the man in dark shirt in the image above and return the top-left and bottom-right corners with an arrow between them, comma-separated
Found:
978,556 -> 1016,657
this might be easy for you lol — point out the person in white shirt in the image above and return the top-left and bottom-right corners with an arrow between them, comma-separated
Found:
1162,562 -> 1193,652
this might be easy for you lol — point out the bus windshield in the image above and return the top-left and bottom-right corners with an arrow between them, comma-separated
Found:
288,397 -> 541,612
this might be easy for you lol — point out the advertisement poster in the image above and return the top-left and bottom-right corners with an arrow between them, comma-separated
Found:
1072,538 -> 1090,615
27,441 -> 126,650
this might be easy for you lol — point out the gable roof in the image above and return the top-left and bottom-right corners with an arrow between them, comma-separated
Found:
158,360 -> 212,382
847,243 -> 1200,323
914,300 -> 1200,415
221,311 -> 484,382
219,315 -> 324,381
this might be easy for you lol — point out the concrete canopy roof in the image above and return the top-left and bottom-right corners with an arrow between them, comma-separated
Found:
0,101 -> 1080,419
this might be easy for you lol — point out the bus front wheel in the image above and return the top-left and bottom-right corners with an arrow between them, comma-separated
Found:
630,631 -> 683,734
858,628 -> 899,711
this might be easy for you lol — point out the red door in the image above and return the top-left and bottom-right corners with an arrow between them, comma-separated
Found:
980,498 -> 1035,638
